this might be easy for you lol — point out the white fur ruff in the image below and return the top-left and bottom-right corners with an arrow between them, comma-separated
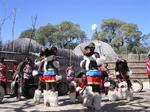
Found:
108,90 -> 118,101
83,86 -> 94,108
84,86 -> 93,95
126,89 -> 133,101
93,92 -> 101,111
83,93 -> 94,108
49,91 -> 58,107
43,90 -> 50,106
33,89 -> 42,104
107,81 -> 133,101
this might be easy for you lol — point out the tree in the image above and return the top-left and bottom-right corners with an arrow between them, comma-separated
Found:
92,18 -> 143,54
35,23 -> 58,45
57,21 -> 86,49
141,33 -> 150,48
19,28 -> 35,39
35,21 -> 86,49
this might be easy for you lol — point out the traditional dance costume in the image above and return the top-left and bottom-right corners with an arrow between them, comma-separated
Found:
43,55 -> 57,83
42,47 -> 59,107
80,42 -> 102,111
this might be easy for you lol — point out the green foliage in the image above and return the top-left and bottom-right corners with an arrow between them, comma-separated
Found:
141,33 -> 150,48
34,21 -> 86,49
92,18 -> 146,54
19,28 -> 35,39
57,21 -> 86,49
35,23 -> 58,45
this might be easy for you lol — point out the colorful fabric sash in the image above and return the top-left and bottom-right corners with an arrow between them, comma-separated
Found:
43,69 -> 56,76
86,69 -> 101,77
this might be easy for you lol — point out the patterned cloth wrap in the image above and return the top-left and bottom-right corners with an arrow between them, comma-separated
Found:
86,69 -> 102,85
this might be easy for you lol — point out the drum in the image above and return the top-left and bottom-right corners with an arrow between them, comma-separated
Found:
131,80 -> 143,93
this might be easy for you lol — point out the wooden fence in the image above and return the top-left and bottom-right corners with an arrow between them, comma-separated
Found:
0,50 -> 82,80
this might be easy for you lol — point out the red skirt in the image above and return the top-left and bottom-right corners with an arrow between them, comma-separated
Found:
39,75 -> 45,82
42,75 -> 56,82
87,76 -> 102,85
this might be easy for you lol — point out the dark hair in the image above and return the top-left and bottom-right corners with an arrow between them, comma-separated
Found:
44,48 -> 51,57
115,59 -> 129,72
50,46 -> 58,55
44,46 -> 58,57
40,50 -> 45,57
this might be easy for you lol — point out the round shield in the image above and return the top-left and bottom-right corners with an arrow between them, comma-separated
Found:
132,80 -> 143,93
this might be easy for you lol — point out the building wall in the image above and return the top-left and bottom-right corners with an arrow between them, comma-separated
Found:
107,54 -> 148,82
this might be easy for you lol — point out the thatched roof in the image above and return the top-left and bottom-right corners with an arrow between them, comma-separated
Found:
2,38 -> 44,53
73,40 -> 118,61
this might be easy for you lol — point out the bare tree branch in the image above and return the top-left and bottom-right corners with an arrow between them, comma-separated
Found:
28,16 -> 37,53
12,8 -> 16,51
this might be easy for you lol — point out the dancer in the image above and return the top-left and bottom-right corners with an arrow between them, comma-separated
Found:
12,57 -> 31,101
80,42 -> 102,111
112,58 -> 133,101
115,58 -> 132,89
43,46 -> 59,107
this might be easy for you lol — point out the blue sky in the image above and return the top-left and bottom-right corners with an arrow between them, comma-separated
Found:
0,0 -> 150,43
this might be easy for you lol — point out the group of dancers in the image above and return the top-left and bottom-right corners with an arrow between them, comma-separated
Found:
32,42 -> 134,111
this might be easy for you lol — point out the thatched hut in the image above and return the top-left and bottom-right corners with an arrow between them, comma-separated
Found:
73,40 -> 118,61
1,38 -> 82,77
2,38 -> 44,53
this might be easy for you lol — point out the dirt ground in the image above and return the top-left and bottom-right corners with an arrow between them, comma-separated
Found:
0,82 -> 150,112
